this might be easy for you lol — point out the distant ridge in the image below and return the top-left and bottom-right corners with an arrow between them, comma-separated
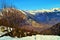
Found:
40,23 -> 60,35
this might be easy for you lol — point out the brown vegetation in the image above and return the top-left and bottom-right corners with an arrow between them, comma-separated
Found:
0,8 -> 39,37
0,8 -> 27,27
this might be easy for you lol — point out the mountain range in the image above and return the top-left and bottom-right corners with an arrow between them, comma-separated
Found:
0,8 -> 60,37
23,8 -> 60,26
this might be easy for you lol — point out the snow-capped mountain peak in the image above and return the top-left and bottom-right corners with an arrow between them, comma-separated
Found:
27,8 -> 60,15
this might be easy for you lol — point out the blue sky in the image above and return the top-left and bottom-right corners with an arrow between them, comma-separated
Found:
0,0 -> 60,10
